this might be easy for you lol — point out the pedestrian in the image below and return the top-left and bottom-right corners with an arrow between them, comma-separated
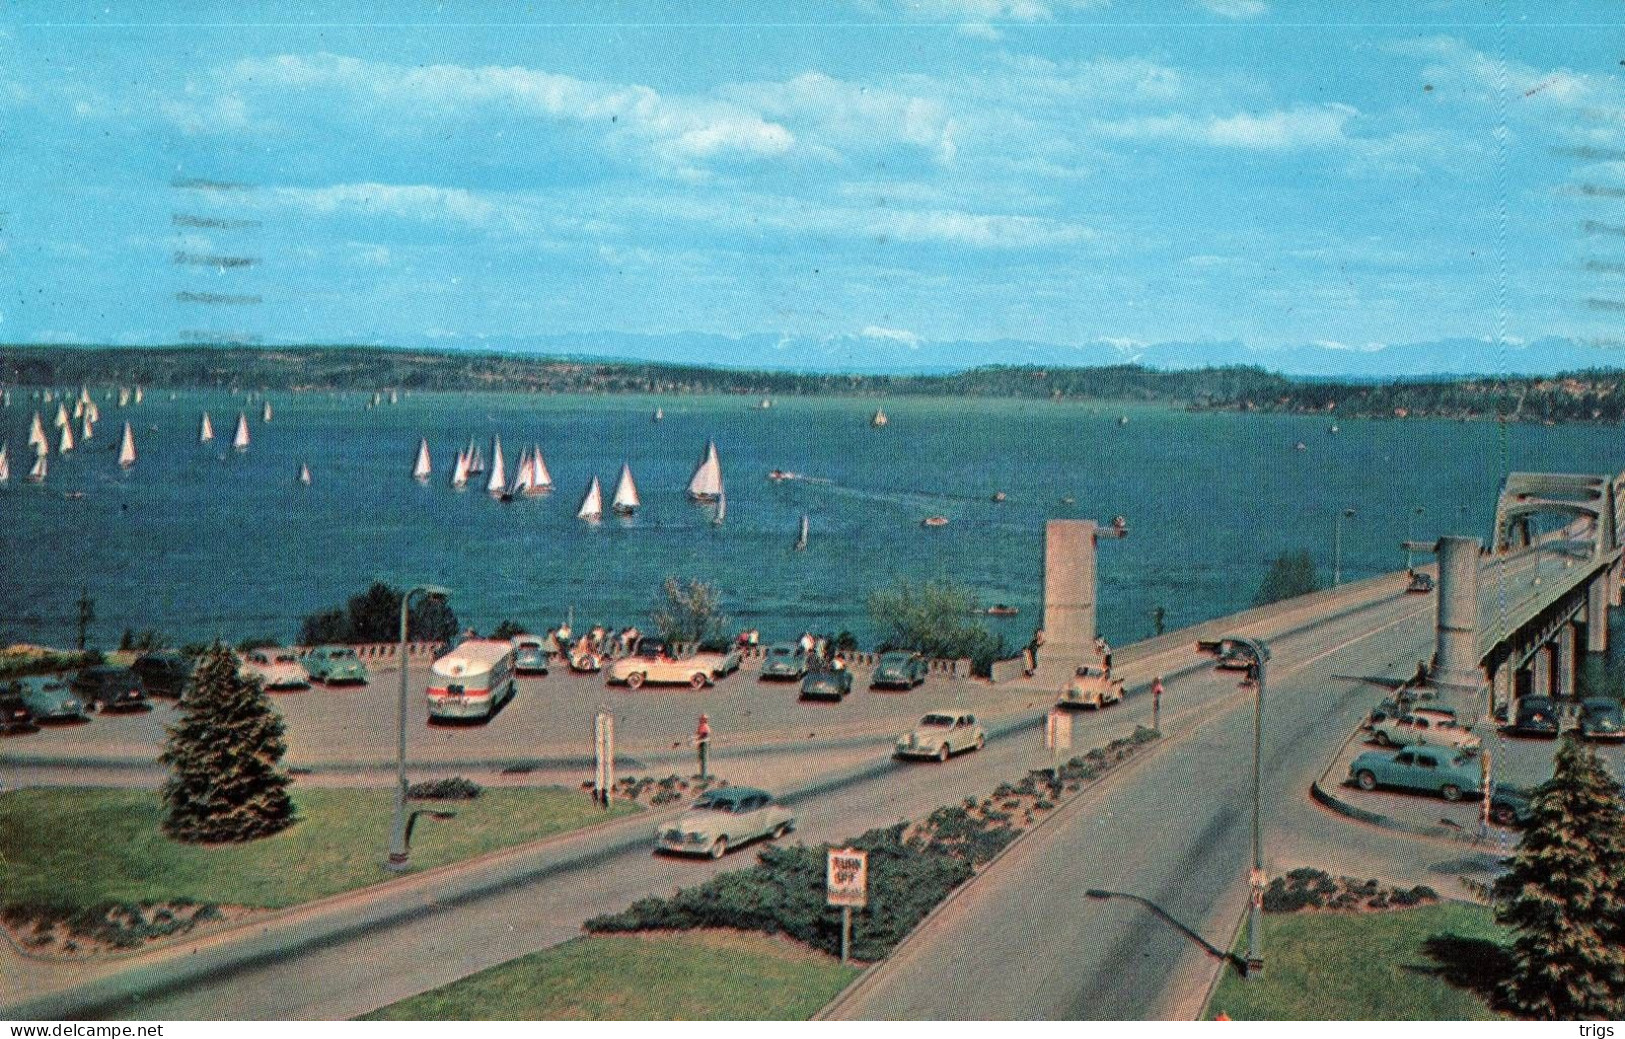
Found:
1026,626 -> 1045,677
1152,675 -> 1164,730
799,631 -> 815,656
832,655 -> 846,672
695,713 -> 712,780
1095,634 -> 1113,676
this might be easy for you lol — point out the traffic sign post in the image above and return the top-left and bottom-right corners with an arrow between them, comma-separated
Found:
1045,708 -> 1073,785
827,847 -> 868,964
593,710 -> 615,808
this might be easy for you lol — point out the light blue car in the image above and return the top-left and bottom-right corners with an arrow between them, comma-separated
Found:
1348,746 -> 1481,802
303,645 -> 369,685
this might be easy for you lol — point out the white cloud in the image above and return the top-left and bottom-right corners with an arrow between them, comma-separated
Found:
1093,103 -> 1357,150
861,324 -> 922,347
1194,0 -> 1266,18
161,92 -> 251,134
267,183 -> 511,226
723,72 -> 955,162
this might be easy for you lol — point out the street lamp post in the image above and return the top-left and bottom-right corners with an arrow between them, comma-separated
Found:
1334,508 -> 1356,586
1406,506 -> 1425,570
1199,634 -> 1269,979
387,584 -> 451,871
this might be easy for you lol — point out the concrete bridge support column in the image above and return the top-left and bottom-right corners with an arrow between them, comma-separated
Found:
1554,624 -> 1577,700
1588,576 -> 1611,654
1490,662 -> 1513,717
1041,520 -> 1097,682
1431,536 -> 1485,703
1532,646 -> 1554,699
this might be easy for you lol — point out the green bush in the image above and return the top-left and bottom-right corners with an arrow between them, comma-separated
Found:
407,777 -> 483,800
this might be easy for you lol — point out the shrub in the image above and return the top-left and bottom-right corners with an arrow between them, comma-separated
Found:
407,776 -> 483,800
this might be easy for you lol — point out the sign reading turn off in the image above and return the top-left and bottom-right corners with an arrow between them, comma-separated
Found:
827,847 -> 868,907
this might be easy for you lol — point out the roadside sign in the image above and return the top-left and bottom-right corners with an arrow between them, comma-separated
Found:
1045,709 -> 1073,752
827,848 -> 868,907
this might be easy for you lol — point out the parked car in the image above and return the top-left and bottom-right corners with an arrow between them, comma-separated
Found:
870,650 -> 929,690
758,643 -> 809,681
1365,712 -> 1480,751
1489,786 -> 1534,828
1504,695 -> 1560,738
507,635 -> 550,676
129,651 -> 192,698
1348,746 -> 1482,801
1365,700 -> 1456,729
896,710 -> 985,761
800,667 -> 854,701
655,786 -> 794,859
69,666 -> 149,712
1406,571 -> 1436,594
1057,665 -> 1124,710
11,676 -> 86,722
239,649 -> 310,691
1578,697 -> 1625,741
0,688 -> 37,734
607,643 -> 720,690
303,645 -> 370,685
696,644 -> 743,678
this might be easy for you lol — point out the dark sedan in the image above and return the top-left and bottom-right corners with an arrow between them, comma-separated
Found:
1579,697 -> 1625,742
870,651 -> 929,690
1503,695 -> 1559,738
70,666 -> 149,712
0,689 -> 37,734
800,668 -> 854,702
131,652 -> 193,699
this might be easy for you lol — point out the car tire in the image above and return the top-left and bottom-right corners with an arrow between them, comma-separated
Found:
690,672 -> 708,690
1372,731 -> 1391,747
1441,784 -> 1463,802
937,744 -> 950,762
1356,770 -> 1377,791
709,836 -> 728,859
626,672 -> 646,690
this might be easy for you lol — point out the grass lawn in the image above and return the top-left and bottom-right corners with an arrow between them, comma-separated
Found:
1207,902 -> 1511,1021
362,930 -> 860,1020
0,786 -> 638,910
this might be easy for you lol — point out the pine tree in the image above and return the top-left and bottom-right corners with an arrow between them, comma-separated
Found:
159,644 -> 294,843
1494,737 -> 1625,1019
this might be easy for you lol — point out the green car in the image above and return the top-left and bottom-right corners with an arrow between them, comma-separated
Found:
758,644 -> 808,681
11,676 -> 86,723
871,650 -> 928,690
1349,746 -> 1482,802
303,645 -> 369,685
800,668 -> 853,701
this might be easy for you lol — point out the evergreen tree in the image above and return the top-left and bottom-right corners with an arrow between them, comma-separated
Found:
1494,737 -> 1625,1019
159,644 -> 294,843
1252,551 -> 1320,607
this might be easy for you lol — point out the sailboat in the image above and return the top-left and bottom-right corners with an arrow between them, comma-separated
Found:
712,490 -> 726,527
233,412 -> 250,452
527,446 -> 553,494
509,452 -> 536,497
84,400 -> 99,424
133,386 -> 143,405
412,438 -> 432,483
199,412 -> 215,444
81,415 -> 93,441
27,412 -> 45,453
118,422 -> 136,469
466,438 -> 486,476
27,450 -> 46,484
653,407 -> 664,422
389,390 -> 399,405
73,398 -> 85,420
58,421 -> 74,454
486,436 -> 508,499
262,400 -> 273,423
298,463 -> 313,486
577,476 -> 603,521
871,408 -> 888,427
795,513 -> 809,551
0,442 -> 8,484
53,403 -> 69,428
612,463 -> 640,516
450,448 -> 471,490
117,387 -> 130,408
687,440 -> 724,502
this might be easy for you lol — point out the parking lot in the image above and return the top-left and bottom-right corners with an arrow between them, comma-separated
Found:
3,655 -> 1060,769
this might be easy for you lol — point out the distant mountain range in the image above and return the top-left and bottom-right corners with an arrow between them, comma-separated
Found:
394,331 -> 1625,379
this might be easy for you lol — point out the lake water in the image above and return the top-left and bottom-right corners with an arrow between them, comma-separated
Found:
0,390 -> 1617,652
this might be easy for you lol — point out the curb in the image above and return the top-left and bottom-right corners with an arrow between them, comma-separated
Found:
1308,779 -> 1490,845
1192,906 -> 1250,1020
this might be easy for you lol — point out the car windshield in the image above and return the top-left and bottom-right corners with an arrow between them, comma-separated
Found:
694,798 -> 740,813
770,647 -> 793,656
331,649 -> 356,659
274,655 -> 298,664
920,714 -> 956,728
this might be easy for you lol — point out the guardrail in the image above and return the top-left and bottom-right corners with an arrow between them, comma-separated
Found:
290,641 -> 445,661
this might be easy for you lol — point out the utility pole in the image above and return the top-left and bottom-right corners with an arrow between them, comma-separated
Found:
76,586 -> 94,650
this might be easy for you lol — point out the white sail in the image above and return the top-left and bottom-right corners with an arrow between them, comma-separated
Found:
118,422 -> 136,468
450,449 -> 471,489
612,463 -> 640,514
687,440 -> 723,501
509,454 -> 535,496
389,390 -> 398,405
467,438 -> 485,475
59,421 -> 74,453
262,400 -> 273,423
54,403 -> 69,428
530,446 -> 553,490
413,438 -> 432,482
73,399 -> 85,420
796,513 -> 809,550
134,386 -> 143,404
27,451 -> 45,483
233,412 -> 250,451
118,387 -> 130,408
299,463 -> 312,486
199,412 -> 215,443
653,407 -> 664,422
486,436 -> 507,495
577,476 -> 603,520
85,400 -> 99,423
28,412 -> 45,451
0,442 -> 8,483
81,415 -> 93,440
872,408 -> 888,427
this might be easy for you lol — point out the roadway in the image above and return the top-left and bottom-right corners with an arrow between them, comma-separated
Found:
824,550 -> 1560,1020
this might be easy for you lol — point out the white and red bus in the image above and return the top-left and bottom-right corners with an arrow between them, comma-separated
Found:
426,639 -> 516,722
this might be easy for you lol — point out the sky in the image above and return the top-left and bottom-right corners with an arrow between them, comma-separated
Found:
4,0 -> 1625,372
